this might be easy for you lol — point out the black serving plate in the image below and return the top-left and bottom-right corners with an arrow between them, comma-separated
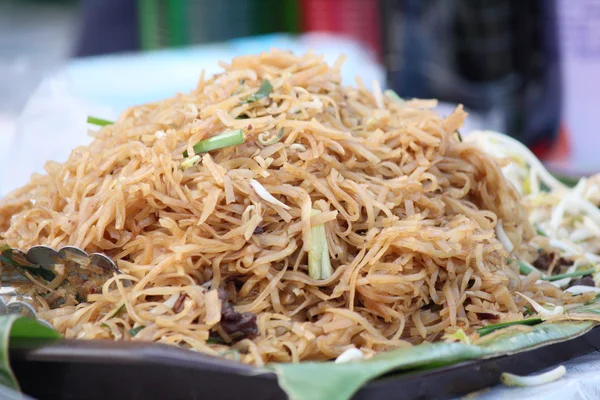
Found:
11,326 -> 600,400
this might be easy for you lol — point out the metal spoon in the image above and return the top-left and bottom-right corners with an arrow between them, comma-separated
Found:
0,286 -> 52,328
0,245 -> 126,308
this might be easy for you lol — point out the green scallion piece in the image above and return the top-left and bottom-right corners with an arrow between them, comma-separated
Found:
275,127 -> 284,142
384,89 -> 404,104
308,210 -> 333,280
181,155 -> 201,170
17,264 -> 56,282
455,130 -> 463,142
232,79 -> 246,96
477,317 -> 543,337
585,293 -> 600,305
542,268 -> 595,282
259,127 -> 284,146
183,129 -> 244,157
517,259 -> 546,278
551,171 -> 580,188
109,303 -> 126,318
540,182 -> 551,193
523,305 -> 534,316
0,245 -> 56,281
242,79 -> 273,104
87,116 -> 114,127
128,325 -> 145,337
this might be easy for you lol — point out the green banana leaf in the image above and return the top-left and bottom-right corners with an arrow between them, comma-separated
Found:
2,298 -> 600,399
271,343 -> 483,400
269,298 -> 600,400
0,316 -> 61,391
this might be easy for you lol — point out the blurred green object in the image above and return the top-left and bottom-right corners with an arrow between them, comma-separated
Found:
137,0 -> 299,51
282,0 -> 301,34
15,0 -> 76,4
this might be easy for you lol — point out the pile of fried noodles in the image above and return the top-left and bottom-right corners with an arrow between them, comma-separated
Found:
0,50 -> 570,365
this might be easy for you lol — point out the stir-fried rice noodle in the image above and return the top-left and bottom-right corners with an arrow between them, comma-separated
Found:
0,51 -> 574,365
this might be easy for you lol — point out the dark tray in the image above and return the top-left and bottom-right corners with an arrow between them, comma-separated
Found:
11,326 -> 600,400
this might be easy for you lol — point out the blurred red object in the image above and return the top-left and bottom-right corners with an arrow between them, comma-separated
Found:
540,125 -> 571,163
300,0 -> 382,59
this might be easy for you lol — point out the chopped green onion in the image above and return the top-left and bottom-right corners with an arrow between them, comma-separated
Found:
585,293 -> 600,304
455,130 -> 463,142
501,365 -> 566,387
232,79 -> 246,95
181,155 -> 201,170
207,337 -> 225,344
477,317 -> 543,337
384,89 -> 403,104
0,247 -> 19,269
540,182 -> 551,193
258,127 -> 284,146
242,79 -> 273,104
442,328 -> 471,344
109,303 -> 125,318
87,116 -> 114,127
517,259 -> 546,278
183,129 -> 244,157
18,265 -> 56,282
535,226 -> 547,237
274,127 -> 284,143
128,325 -> 145,337
542,268 -> 595,282
100,323 -> 109,329
0,246 -> 56,281
308,210 -> 333,280
551,172 -> 579,188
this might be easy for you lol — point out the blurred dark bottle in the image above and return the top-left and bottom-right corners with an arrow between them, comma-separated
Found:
380,0 -> 561,151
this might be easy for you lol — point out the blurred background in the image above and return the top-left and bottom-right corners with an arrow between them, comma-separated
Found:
0,0 -> 599,191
